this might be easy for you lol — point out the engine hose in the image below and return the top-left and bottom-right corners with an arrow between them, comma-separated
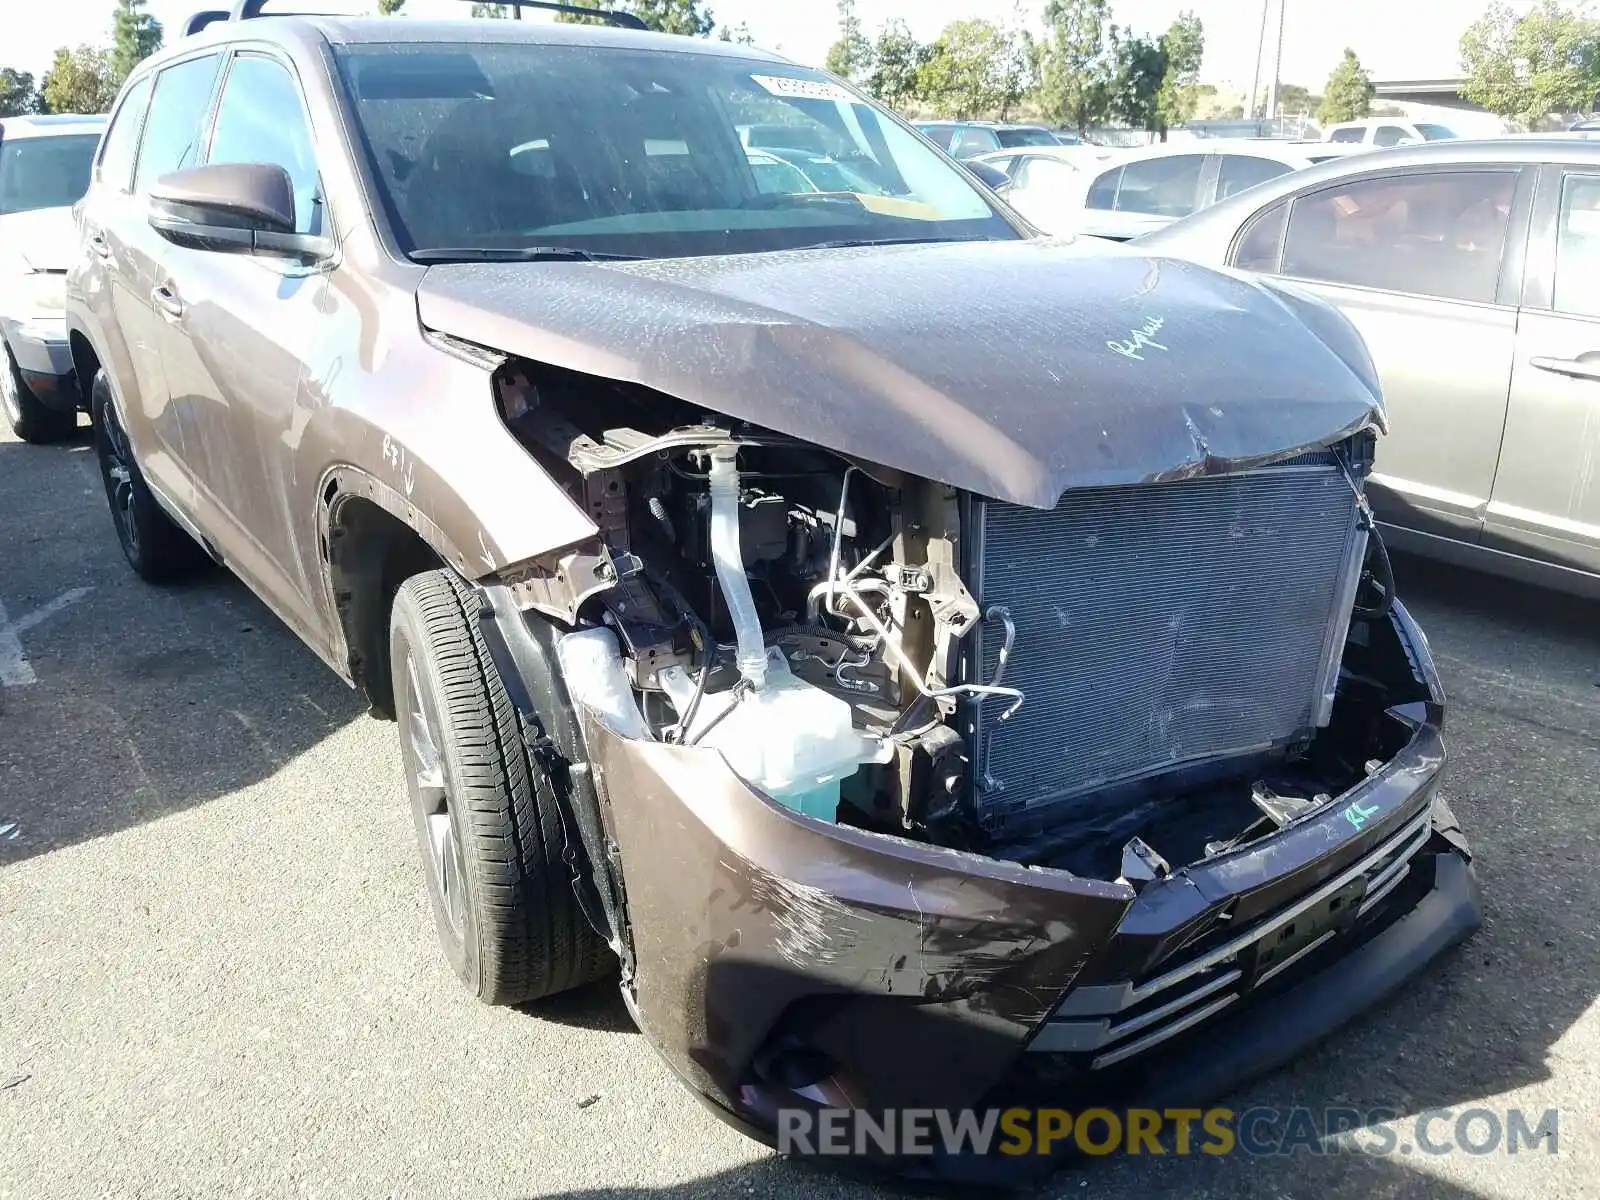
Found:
1354,526 -> 1395,620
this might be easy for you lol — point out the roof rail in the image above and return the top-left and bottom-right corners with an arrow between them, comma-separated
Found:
183,1 -> 647,35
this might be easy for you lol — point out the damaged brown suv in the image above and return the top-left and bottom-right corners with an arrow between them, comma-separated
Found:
66,2 -> 1481,1178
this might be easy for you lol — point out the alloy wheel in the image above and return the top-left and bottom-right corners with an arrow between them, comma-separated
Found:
98,406 -> 141,562
405,654 -> 467,941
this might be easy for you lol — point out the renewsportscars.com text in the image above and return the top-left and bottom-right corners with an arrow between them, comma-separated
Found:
777,1106 -> 1561,1159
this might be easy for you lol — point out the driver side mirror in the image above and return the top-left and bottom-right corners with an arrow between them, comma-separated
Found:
148,163 -> 333,264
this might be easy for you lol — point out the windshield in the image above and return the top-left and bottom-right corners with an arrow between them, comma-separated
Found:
333,44 -> 1016,259
1415,124 -> 1457,141
0,134 -> 100,215
996,127 -> 1059,148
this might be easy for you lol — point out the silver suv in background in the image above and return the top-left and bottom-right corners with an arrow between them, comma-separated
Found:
0,114 -> 106,442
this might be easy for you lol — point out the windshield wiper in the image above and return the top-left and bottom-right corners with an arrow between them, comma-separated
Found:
803,236 -> 1005,250
409,246 -> 644,264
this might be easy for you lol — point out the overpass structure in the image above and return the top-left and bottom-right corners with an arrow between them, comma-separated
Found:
1372,78 -> 1485,112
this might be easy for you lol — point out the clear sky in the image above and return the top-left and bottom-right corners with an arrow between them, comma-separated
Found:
14,0 -> 1497,98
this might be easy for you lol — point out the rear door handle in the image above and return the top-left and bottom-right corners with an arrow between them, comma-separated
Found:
87,233 -> 111,261
151,282 -> 184,321
1530,355 -> 1600,382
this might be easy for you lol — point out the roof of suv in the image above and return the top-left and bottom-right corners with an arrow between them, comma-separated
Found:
0,114 -> 107,139
154,14 -> 792,66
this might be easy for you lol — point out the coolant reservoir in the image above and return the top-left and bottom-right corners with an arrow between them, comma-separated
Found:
660,646 -> 891,822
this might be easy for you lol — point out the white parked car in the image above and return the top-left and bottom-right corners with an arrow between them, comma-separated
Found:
999,139 -> 1322,240
0,114 -> 106,443
1322,118 -> 1459,148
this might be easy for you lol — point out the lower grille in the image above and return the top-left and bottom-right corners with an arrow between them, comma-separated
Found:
970,455 -> 1366,828
1028,799 -> 1435,1069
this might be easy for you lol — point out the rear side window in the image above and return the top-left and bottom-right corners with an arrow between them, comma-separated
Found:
206,55 -> 322,235
1553,173 -> 1600,318
1372,125 -> 1409,147
134,54 -> 224,193
1215,154 -> 1292,201
1114,154 -> 1205,216
1086,165 -> 1121,209
98,75 -> 153,193
1232,199 -> 1288,272
1280,169 -> 1518,303
1328,127 -> 1365,143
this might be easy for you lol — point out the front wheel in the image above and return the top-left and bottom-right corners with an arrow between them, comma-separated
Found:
389,569 -> 612,1005
1,344 -> 75,444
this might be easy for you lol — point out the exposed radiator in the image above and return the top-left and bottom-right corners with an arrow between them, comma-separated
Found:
969,455 -> 1367,830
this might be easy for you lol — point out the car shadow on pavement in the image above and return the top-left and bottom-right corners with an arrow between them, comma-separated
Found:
0,438 -> 371,865
526,1151 -> 1506,1200
521,975 -> 639,1034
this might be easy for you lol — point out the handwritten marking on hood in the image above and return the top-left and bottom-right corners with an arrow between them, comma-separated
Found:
1108,316 -> 1168,361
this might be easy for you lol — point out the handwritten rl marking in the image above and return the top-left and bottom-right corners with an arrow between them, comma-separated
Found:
1108,315 -> 1168,361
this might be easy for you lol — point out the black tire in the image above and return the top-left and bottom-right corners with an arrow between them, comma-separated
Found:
390,569 -> 612,1005
90,370 -> 210,582
1,343 -> 76,444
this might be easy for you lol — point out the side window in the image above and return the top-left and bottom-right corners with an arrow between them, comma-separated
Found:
1232,199 -> 1288,272
1329,127 -> 1365,144
1280,169 -> 1518,303
134,54 -> 224,193
1373,125 -> 1408,148
1086,165 -> 1121,209
1215,154 -> 1292,201
1115,154 -> 1205,216
1552,174 -> 1600,319
1014,156 -> 1079,195
96,75 -> 153,193
951,127 -> 1000,158
206,54 -> 322,235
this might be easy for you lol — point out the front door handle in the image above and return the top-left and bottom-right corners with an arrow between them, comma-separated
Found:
151,282 -> 184,321
1530,354 -> 1600,382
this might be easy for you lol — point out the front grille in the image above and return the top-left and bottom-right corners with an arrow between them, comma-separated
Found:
1027,799 -> 1435,1069
970,454 -> 1366,829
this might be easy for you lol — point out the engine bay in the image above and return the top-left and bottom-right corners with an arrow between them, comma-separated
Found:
493,359 -> 1432,887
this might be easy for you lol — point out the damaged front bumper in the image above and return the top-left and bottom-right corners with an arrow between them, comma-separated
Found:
479,590 -> 1480,1180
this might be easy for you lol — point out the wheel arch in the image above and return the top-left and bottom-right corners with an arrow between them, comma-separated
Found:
67,331 -> 103,415
317,467 -> 455,717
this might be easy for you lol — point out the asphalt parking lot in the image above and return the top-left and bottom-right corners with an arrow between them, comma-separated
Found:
2,421 -> 1596,1199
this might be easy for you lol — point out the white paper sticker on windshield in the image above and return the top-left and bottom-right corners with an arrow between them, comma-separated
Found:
750,74 -> 855,103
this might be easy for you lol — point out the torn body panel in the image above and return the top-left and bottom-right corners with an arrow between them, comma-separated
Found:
416,240 -> 1386,511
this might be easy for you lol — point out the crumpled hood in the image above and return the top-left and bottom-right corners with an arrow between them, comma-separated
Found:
416,238 -> 1384,509
0,206 -> 78,273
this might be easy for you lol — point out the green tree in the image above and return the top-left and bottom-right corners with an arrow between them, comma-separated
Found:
824,0 -> 872,83
376,0 -> 406,12
917,19 -> 1014,120
1461,0 -> 1600,126
1276,82 -> 1319,114
1039,0 -> 1115,136
717,21 -> 754,44
0,68 -> 38,117
1316,47 -> 1375,123
995,7 -> 1038,121
867,19 -> 929,110
1155,10 -> 1204,137
41,46 -> 118,115
109,0 -> 163,86
1109,27 -> 1167,134
559,0 -> 715,37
